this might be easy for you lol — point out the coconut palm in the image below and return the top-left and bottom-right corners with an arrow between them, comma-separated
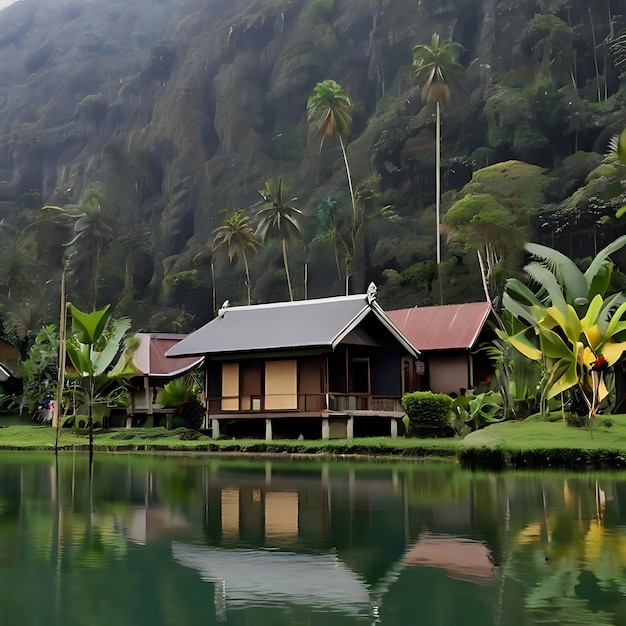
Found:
212,209 -> 260,305
307,80 -> 356,224
44,184 -> 115,310
255,177 -> 302,301
410,33 -> 464,264
308,80 -> 366,292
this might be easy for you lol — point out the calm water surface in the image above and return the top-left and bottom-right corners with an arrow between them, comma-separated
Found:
0,452 -> 625,625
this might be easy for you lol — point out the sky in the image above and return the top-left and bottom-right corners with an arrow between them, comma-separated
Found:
0,0 -> 16,8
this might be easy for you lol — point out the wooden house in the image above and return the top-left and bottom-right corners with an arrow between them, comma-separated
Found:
166,289 -> 419,439
125,333 -> 203,427
387,302 -> 501,396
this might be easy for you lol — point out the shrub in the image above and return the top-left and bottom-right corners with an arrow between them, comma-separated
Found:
157,376 -> 204,430
564,412 -> 588,428
401,392 -> 454,438
179,429 -> 202,441
173,396 -> 204,430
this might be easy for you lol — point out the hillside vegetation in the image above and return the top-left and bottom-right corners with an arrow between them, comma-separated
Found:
0,0 -> 625,332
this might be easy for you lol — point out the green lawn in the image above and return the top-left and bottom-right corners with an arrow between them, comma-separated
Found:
1,416 -> 626,468
463,414 -> 626,451
0,424 -> 462,458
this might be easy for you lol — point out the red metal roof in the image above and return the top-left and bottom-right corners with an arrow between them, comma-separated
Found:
134,333 -> 203,377
386,302 -> 498,351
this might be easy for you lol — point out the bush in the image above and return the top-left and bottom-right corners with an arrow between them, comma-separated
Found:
179,429 -> 202,441
564,412 -> 588,428
401,392 -> 454,438
172,396 -> 204,430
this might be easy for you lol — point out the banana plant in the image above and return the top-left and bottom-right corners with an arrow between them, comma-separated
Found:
65,304 -> 137,455
501,239 -> 626,425
503,294 -> 626,425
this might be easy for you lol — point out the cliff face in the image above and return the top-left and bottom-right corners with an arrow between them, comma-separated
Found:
0,0 -> 624,326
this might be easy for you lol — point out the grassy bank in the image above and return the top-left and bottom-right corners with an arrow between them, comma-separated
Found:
460,414 -> 626,469
2,415 -> 626,468
0,424 -> 461,460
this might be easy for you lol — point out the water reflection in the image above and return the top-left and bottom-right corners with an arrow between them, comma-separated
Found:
0,454 -> 626,625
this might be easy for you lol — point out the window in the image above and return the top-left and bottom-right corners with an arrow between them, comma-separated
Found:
265,360 -> 297,410
221,362 -> 239,411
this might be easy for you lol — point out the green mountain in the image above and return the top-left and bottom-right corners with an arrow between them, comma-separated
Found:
0,0 -> 625,332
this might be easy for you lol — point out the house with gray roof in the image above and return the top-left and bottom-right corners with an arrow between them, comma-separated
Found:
166,289 -> 419,439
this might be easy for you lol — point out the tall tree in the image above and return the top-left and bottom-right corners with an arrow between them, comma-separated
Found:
443,193 -> 529,301
45,184 -> 115,310
307,79 -> 356,224
410,33 -> 464,265
307,80 -> 362,292
212,209 -> 260,305
255,177 -> 302,302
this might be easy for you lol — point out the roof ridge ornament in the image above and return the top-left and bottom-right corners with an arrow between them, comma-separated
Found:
366,282 -> 377,304
218,300 -> 230,318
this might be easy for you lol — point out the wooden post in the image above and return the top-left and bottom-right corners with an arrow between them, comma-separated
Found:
390,418 -> 398,438
211,418 -> 220,439
322,417 -> 330,440
265,418 -> 273,441
347,416 -> 354,439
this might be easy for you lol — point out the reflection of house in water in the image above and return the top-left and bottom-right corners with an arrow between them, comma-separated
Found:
171,467 -> 502,620
172,543 -> 373,618
173,467 -> 412,619
124,505 -> 191,545
404,534 -> 494,585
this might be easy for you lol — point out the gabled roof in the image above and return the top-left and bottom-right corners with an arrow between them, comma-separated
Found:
387,302 -> 499,351
166,294 -> 419,359
172,542 -> 372,615
132,333 -> 203,378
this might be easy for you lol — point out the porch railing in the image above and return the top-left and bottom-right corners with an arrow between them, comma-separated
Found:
207,394 -> 402,414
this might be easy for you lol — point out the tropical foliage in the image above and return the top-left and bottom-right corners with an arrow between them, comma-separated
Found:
308,79 -> 363,292
255,177 -> 302,301
64,304 -> 136,451
212,209 -> 260,305
500,238 -> 626,424
409,32 -> 464,265
155,375 -> 204,430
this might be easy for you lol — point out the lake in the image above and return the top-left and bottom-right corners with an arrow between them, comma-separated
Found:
0,452 -> 624,625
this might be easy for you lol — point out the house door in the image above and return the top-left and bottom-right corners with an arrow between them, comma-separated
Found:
349,358 -> 370,394
348,358 -> 370,410
241,362 -> 262,411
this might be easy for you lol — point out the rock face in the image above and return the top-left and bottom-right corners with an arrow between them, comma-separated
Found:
0,0 -> 623,323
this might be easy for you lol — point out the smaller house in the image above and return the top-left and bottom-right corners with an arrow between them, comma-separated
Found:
166,289 -> 419,439
387,302 -> 501,396
126,333 -> 203,427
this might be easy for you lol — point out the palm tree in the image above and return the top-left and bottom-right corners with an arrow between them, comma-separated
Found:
410,33 -> 464,265
255,177 -> 302,301
307,80 -> 356,223
44,184 -> 115,310
212,209 -> 260,305
307,79 -> 363,292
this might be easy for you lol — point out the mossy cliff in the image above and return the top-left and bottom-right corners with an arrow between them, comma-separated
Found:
0,0 -> 624,328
